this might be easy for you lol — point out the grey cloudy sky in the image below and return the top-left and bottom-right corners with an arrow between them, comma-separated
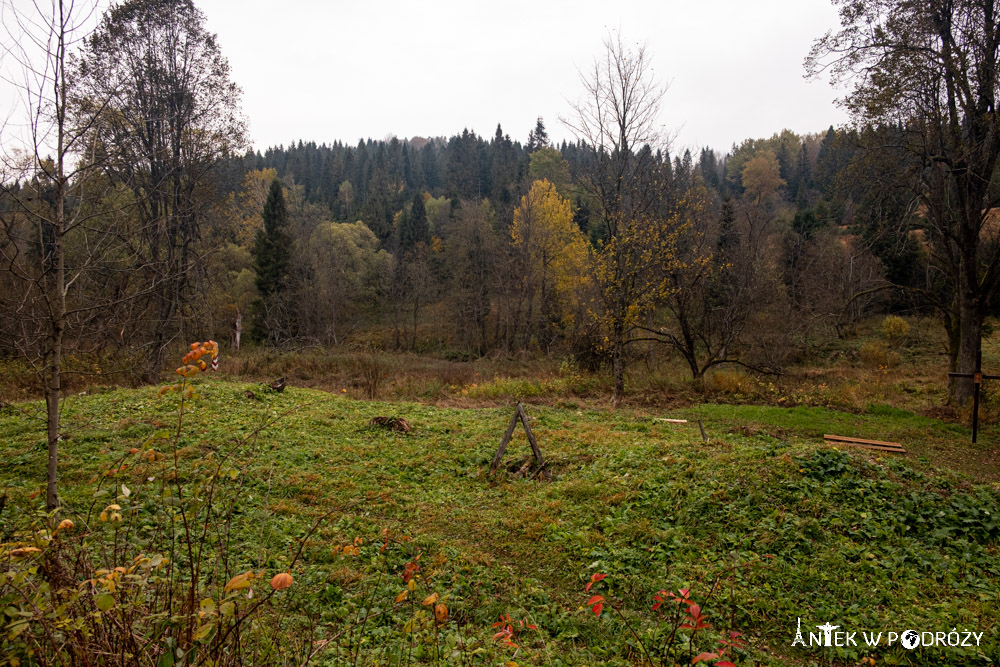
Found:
195,0 -> 851,155
2,0 -> 851,156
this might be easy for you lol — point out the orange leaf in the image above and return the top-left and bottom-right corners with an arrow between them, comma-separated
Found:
270,572 -> 293,591
9,547 -> 41,557
224,572 -> 253,593
422,592 -> 439,606
691,652 -> 719,664
394,590 -> 408,603
587,595 -> 604,605
434,602 -> 448,623
592,602 -> 603,616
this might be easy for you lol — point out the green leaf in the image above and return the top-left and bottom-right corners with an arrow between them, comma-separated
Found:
157,651 -> 174,667
220,601 -> 235,616
193,622 -> 214,641
96,593 -> 114,612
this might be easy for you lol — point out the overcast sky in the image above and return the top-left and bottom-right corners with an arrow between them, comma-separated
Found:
2,0 -> 851,157
194,0 -> 851,155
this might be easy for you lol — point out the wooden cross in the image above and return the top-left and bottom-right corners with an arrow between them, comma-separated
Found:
947,366 -> 1000,443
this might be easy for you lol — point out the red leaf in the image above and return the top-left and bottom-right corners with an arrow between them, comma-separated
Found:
526,624 -> 537,630
678,588 -> 690,597
587,595 -> 604,605
591,573 -> 607,583
585,581 -> 594,592
592,602 -> 603,616
691,652 -> 719,664
652,601 -> 662,611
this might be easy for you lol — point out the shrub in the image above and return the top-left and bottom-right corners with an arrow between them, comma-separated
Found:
881,315 -> 910,344
0,342 -> 323,666
858,340 -> 900,370
707,370 -> 757,397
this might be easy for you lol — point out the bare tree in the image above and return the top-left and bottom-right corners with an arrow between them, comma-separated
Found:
562,33 -> 680,405
72,0 -> 246,380
0,0 -> 110,510
808,0 -> 1000,403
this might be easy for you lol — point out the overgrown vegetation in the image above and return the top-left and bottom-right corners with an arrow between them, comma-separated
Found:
2,367 -> 998,664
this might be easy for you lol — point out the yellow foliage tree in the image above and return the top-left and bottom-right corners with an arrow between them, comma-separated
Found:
511,179 -> 591,348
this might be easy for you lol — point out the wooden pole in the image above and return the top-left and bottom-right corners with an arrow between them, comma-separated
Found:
489,407 -> 521,475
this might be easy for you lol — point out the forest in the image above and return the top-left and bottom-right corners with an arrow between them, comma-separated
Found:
0,14 -> 951,404
2,0 -> 1000,665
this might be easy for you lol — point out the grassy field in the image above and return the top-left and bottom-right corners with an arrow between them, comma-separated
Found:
2,373 -> 998,665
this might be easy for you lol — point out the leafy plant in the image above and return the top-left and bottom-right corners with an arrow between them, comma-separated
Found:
0,341 -> 326,666
584,572 -> 746,666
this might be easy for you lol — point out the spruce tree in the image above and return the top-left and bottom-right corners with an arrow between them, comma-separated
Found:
398,191 -> 429,253
251,179 -> 292,341
527,117 -> 549,152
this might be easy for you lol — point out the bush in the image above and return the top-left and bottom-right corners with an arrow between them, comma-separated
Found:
0,342 -> 321,666
881,315 -> 910,344
858,340 -> 900,369
707,370 -> 757,397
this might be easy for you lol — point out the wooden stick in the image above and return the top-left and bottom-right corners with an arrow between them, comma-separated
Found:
518,403 -> 544,464
489,407 -> 521,475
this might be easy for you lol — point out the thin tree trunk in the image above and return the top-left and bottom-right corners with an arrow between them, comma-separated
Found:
46,192 -> 65,512
46,10 -> 67,511
234,309 -> 242,350
611,325 -> 625,408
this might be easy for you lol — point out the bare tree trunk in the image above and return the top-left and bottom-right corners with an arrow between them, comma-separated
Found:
46,170 -> 66,512
611,324 -> 625,407
234,309 -> 242,350
954,263 -> 982,405
44,1 -> 69,511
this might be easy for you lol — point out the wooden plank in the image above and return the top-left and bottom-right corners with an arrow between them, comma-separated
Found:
823,434 -> 906,453
823,434 -> 904,448
838,442 -> 907,453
